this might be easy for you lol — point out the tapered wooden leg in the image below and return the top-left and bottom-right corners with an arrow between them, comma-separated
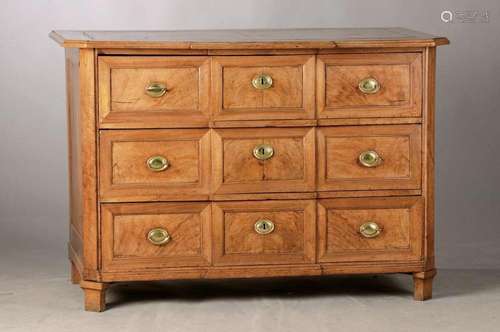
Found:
413,269 -> 436,301
70,261 -> 81,284
80,281 -> 108,312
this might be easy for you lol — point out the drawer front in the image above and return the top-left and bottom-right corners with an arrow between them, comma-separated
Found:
213,200 -> 316,265
212,55 -> 315,121
99,129 -> 210,202
317,125 -> 421,191
317,53 -> 422,118
212,127 -> 315,194
101,203 -> 211,271
98,56 -> 210,128
318,197 -> 423,263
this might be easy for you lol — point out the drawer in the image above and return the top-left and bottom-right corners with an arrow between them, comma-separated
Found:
318,197 -> 423,263
317,53 -> 422,118
212,127 -> 315,194
101,202 -> 211,271
213,200 -> 316,265
212,55 -> 315,121
99,129 -> 210,201
98,56 -> 210,128
317,125 -> 421,191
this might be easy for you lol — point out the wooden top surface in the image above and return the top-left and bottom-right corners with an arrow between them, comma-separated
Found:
50,28 -> 449,49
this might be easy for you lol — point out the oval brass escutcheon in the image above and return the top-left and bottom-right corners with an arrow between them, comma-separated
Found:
254,219 -> 275,235
359,222 -> 382,238
358,150 -> 383,168
358,77 -> 380,94
145,82 -> 167,97
252,74 -> 273,90
147,156 -> 169,172
147,228 -> 171,245
253,144 -> 274,161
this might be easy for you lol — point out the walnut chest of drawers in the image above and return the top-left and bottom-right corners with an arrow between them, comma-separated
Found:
50,28 -> 448,311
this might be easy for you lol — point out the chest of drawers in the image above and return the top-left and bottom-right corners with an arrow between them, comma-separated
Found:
50,28 -> 448,311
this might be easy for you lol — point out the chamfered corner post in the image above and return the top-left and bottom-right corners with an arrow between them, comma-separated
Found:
70,260 -> 81,284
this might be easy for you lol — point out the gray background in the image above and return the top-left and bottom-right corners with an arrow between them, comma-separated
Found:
0,0 -> 498,269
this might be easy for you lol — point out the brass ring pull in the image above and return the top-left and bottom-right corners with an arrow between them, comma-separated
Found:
359,222 -> 382,238
252,74 -> 273,90
358,150 -> 383,168
147,228 -> 171,245
147,156 -> 169,172
254,219 -> 275,235
358,77 -> 380,94
253,144 -> 274,161
145,82 -> 167,97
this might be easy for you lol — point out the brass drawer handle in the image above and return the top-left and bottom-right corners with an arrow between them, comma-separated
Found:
358,77 -> 380,94
145,82 -> 167,97
147,228 -> 171,245
253,144 -> 274,161
252,74 -> 273,90
147,156 -> 169,172
359,222 -> 382,238
358,150 -> 383,168
254,219 -> 275,235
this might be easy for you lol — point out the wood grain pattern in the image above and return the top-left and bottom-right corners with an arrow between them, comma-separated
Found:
101,202 -> 211,271
212,127 -> 315,194
80,49 -> 99,280
50,28 -> 449,49
64,48 -> 99,281
98,261 -> 425,282
317,189 -> 421,199
100,265 -> 320,281
317,125 -> 421,191
213,200 -> 316,265
211,119 -> 317,128
52,29 -> 449,309
98,47 -> 421,56
317,53 -> 422,118
65,48 -> 84,276
80,281 -> 108,312
211,192 -> 317,201
99,49 -> 209,55
413,269 -> 436,300
317,117 -> 421,126
212,55 -> 315,121
99,129 -> 210,202
318,197 -> 423,263
98,56 -> 210,128
422,47 -> 436,272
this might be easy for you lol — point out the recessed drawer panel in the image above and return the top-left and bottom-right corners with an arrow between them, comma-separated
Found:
317,125 -> 421,191
318,197 -> 423,263
98,56 -> 210,128
317,53 -> 422,118
212,127 -> 315,194
101,202 -> 211,271
213,200 -> 316,265
99,129 -> 210,201
212,55 -> 315,121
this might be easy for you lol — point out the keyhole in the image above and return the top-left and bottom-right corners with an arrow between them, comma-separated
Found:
259,147 -> 265,155
261,77 -> 265,85
261,223 -> 267,230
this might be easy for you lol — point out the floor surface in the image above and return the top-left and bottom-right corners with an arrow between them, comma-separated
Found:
1,250 -> 499,332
